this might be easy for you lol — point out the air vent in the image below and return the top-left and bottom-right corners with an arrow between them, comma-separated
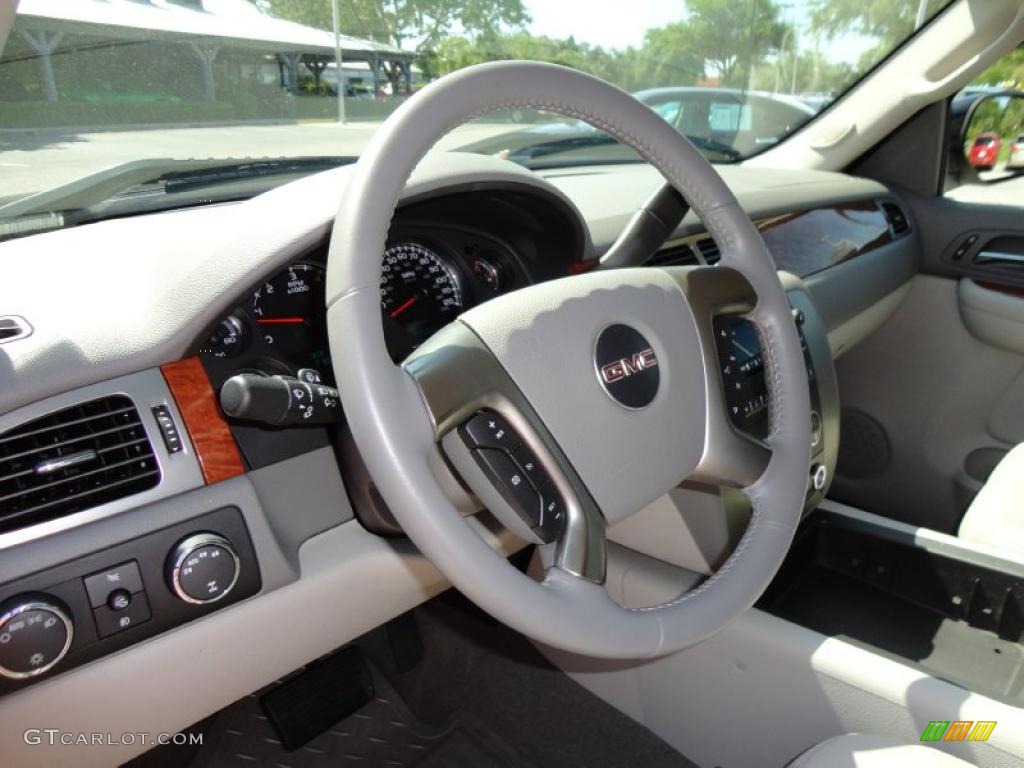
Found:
648,244 -> 700,267
0,316 -> 32,344
880,201 -> 910,237
694,238 -> 722,264
0,395 -> 160,533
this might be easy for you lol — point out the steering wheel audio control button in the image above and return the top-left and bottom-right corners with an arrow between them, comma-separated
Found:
471,448 -> 543,528
534,481 -> 566,541
460,410 -> 520,452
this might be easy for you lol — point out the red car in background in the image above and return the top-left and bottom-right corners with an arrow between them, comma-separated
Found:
968,131 -> 1001,169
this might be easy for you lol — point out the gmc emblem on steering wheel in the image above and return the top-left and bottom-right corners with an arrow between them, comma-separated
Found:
594,324 -> 660,409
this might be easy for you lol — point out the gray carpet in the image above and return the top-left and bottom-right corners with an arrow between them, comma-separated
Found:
358,595 -> 698,768
126,593 -> 698,768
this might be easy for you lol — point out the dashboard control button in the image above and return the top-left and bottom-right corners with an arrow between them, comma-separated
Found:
220,374 -> 341,426
461,410 -> 520,452
811,463 -> 828,492
296,368 -> 322,384
471,448 -> 542,528
810,411 -> 823,449
0,599 -> 73,680
83,561 -> 144,607
106,589 -> 132,612
93,591 -> 150,638
167,533 -> 240,605
151,405 -> 183,454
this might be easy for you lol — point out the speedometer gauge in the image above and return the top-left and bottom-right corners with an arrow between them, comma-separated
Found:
380,243 -> 463,337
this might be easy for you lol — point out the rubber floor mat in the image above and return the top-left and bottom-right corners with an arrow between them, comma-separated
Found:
189,665 -> 538,768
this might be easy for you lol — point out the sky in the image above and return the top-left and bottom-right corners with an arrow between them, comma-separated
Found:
521,0 -> 882,67
522,0 -> 682,51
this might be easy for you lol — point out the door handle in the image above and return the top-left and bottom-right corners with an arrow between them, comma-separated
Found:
973,250 -> 1024,266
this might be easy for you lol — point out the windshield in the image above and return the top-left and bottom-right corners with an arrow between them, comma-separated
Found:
0,0 -> 954,222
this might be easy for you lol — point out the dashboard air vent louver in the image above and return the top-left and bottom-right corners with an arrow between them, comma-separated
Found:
694,238 -> 722,264
648,244 -> 700,267
881,201 -> 910,237
0,395 -> 160,533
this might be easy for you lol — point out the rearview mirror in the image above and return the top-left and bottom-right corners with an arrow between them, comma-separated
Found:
963,92 -> 1024,181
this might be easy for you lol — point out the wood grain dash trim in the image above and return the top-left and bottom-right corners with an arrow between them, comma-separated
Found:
161,357 -> 244,485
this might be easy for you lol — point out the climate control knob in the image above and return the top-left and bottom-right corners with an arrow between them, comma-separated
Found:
0,598 -> 73,680
166,533 -> 240,605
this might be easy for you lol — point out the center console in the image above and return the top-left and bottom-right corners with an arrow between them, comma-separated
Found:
761,501 -> 1024,706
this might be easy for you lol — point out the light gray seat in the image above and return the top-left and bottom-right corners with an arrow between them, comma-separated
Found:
789,734 -> 975,767
958,443 -> 1024,553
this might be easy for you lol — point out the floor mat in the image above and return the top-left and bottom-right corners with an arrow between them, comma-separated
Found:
189,666 -> 538,768
132,594 -> 697,768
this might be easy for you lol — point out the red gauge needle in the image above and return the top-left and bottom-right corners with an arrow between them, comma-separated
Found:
256,316 -> 305,325
389,297 -> 417,318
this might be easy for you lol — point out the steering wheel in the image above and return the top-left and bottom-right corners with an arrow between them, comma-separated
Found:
325,62 -> 811,659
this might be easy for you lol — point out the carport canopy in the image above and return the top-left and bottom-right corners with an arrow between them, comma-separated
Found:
12,0 -> 413,102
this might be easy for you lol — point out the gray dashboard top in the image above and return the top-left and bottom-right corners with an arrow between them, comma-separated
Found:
0,152 -> 584,416
0,151 -> 892,418
541,162 -> 890,250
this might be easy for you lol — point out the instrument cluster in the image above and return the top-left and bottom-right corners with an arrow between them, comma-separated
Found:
198,227 -> 529,379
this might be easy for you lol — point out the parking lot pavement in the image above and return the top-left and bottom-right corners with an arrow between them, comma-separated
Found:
0,120 -> 521,204
947,178 -> 1024,205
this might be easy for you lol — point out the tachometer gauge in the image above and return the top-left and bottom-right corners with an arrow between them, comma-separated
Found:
251,262 -> 328,370
380,243 -> 463,337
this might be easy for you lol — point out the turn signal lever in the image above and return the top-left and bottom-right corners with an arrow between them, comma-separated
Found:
219,374 -> 341,426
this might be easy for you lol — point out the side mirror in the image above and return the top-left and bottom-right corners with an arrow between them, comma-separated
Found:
962,92 -> 1024,182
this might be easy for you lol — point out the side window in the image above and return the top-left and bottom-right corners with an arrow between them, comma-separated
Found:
708,101 -> 752,132
650,100 -> 683,127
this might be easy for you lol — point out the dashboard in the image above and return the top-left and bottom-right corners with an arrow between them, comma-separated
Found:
0,152 -> 917,765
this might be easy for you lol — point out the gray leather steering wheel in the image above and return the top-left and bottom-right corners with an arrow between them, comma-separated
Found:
325,61 -> 810,659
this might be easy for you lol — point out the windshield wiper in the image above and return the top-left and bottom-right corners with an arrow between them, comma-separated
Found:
137,157 -> 355,195
0,156 -> 354,241
505,132 -> 742,167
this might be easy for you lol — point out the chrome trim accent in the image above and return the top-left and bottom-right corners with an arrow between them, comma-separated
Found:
0,600 -> 74,680
34,450 -> 98,476
812,464 -> 828,492
167,532 -> 241,605
0,370 -> 205,551
974,250 -> 1024,265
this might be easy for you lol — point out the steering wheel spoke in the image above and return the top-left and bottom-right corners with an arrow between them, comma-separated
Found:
660,265 -> 773,489
404,322 -> 607,584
